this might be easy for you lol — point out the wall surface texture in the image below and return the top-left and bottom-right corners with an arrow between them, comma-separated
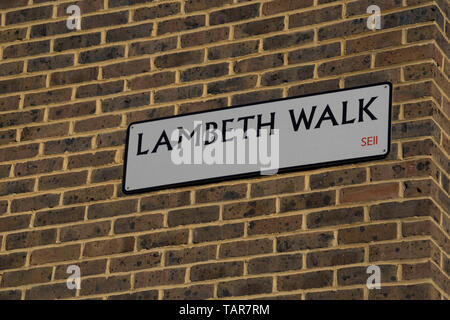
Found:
0,0 -> 448,300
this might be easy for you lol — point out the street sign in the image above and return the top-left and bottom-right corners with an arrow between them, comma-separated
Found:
123,82 -> 392,194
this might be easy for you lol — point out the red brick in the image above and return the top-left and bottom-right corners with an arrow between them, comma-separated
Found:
0,214 -> 31,232
74,115 -> 121,133
318,55 -> 371,77
307,207 -> 364,229
278,270 -> 333,291
110,252 -> 161,273
82,11 -> 129,29
375,44 -> 435,67
235,53 -> 284,73
181,27 -> 229,47
0,109 -> 44,129
0,252 -> 27,271
28,54 -> 74,73
280,190 -> 335,213
21,123 -> 69,142
208,75 -> 258,94
114,213 -> 164,234
128,72 -> 175,91
0,27 -> 27,44
223,199 -> 276,220
138,229 -> 189,250
0,267 -> 52,287
102,59 -> 150,79
4,41 -> 50,59
251,176 -> 304,197
277,231 -> 334,252
234,17 -> 284,39
289,5 -> 342,28
248,253 -> 302,274
76,80 -> 124,99
68,151 -> 116,169
0,0 -> 28,10
0,96 -> 20,112
196,184 -> 247,203
108,290 -> 158,300
157,15 -> 205,36
6,229 -> 56,250
80,275 -> 130,296
248,215 -> 302,236
0,289 -> 21,300
35,206 -> 85,227
208,40 -> 259,60
218,277 -> 272,298
179,98 -> 227,114
340,183 -> 399,203
6,6 -> 53,25
106,23 -> 153,43
54,33 -> 101,52
155,50 -> 204,69
369,240 -> 433,262
155,84 -> 203,103
370,159 -> 438,182
83,237 -> 135,257
134,2 -> 180,21
0,61 -> 23,77
63,185 -> 114,205
88,199 -> 138,219
135,268 -> 185,288
165,245 -> 216,266
0,178 -> 35,197
129,36 -> 177,56
191,261 -> 243,281
181,63 -> 229,82
307,248 -> 364,268
185,0 -> 232,12
210,4 -> 260,25
263,0 -> 313,15
126,105 -> 174,125
168,205 -> 219,227
0,76 -> 46,95
306,288 -> 364,300
219,239 -> 273,258
345,69 -> 401,88
26,283 -> 76,300
193,223 -> 244,243
49,101 -> 96,120
262,65 -> 314,86
264,30 -> 314,51
338,223 -> 397,244
50,67 -> 98,86
232,88 -> 283,106
164,284 -> 214,300
369,283 -> 441,300
370,199 -> 440,221
60,221 -> 111,242
31,244 -> 81,265
11,194 -> 60,213
24,88 -> 72,108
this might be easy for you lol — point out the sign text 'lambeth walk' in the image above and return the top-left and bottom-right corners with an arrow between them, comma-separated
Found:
123,83 -> 392,194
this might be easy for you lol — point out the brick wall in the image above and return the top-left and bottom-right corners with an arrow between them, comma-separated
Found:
0,0 -> 448,300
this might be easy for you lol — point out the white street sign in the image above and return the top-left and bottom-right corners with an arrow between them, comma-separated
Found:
123,83 -> 392,194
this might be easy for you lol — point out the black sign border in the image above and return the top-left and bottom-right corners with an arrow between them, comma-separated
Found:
122,82 -> 393,195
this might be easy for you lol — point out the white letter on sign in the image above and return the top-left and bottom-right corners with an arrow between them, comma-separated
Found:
367,5 -> 381,30
67,5 -> 81,30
